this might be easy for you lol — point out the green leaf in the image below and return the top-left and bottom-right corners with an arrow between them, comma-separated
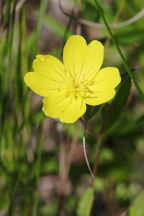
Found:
129,191 -> 144,216
110,76 -> 131,123
101,75 -> 131,130
77,187 -> 94,216
115,26 -> 144,45
101,103 -> 112,129
84,105 -> 100,121
104,114 -> 144,139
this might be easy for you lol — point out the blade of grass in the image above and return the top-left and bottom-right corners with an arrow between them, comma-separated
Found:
2,0 -> 11,44
1,0 -> 17,131
33,118 -> 44,216
3,0 -> 10,25
7,173 -> 20,216
36,0 -> 49,40
94,0 -> 144,103
29,0 -> 50,64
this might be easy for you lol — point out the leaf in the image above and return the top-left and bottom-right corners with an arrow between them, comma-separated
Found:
115,26 -> 144,45
101,75 -> 131,130
104,115 -> 144,139
77,187 -> 94,216
101,103 -> 112,129
129,191 -> 144,216
84,105 -> 100,121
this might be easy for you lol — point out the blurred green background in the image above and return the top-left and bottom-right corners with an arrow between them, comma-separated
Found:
0,0 -> 144,215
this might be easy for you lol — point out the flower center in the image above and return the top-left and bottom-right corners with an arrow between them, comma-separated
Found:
66,77 -> 93,99
66,80 -> 83,98
73,81 -> 83,96
60,72 -> 94,99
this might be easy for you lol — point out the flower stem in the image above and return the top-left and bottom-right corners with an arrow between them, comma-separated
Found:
94,0 -> 144,103
92,132 -> 103,186
91,126 -> 104,186
83,130 -> 95,180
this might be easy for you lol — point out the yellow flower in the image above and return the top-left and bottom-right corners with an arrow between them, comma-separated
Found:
24,35 -> 121,123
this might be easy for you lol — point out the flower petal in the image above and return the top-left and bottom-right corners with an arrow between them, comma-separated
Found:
60,97 -> 86,123
85,67 -> 121,105
63,35 -> 104,82
63,35 -> 87,77
24,55 -> 66,96
43,93 -> 69,118
86,89 -> 116,106
91,67 -> 121,90
81,40 -> 104,81
43,95 -> 86,123
24,72 -> 61,97
33,55 -> 66,82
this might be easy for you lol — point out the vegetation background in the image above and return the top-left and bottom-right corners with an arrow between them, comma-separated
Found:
0,0 -> 144,215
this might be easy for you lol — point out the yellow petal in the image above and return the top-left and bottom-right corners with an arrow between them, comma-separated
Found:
85,67 -> 121,105
63,35 -> 104,82
24,55 -> 66,96
86,89 -> 116,106
60,97 -> 86,123
43,93 -> 69,118
33,55 -> 66,82
24,72 -> 62,97
43,95 -> 86,123
91,67 -> 121,89
63,35 -> 87,77
80,40 -> 104,81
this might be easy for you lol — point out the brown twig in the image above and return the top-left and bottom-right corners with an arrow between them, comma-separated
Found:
16,0 -> 26,11
104,180 -> 118,216
75,0 -> 82,35
0,0 -> 2,26
116,203 -> 133,216
59,0 -> 144,29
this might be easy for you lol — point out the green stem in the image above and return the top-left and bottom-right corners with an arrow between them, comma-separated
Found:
94,0 -> 144,102
7,173 -> 20,216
